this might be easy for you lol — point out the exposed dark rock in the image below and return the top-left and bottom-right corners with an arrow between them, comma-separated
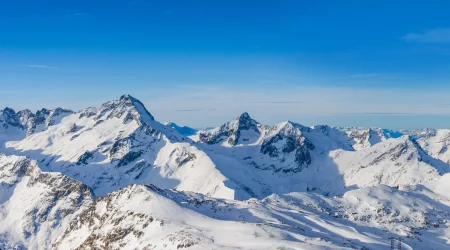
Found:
67,123 -> 82,134
79,107 -> 97,119
116,151 -> 143,167
77,151 -> 95,165
94,119 -> 104,127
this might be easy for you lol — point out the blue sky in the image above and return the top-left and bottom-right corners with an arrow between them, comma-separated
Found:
1,0 -> 450,129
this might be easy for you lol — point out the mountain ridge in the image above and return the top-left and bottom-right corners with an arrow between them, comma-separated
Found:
1,94 -> 450,249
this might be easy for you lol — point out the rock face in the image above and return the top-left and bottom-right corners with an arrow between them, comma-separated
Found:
2,95 -> 450,249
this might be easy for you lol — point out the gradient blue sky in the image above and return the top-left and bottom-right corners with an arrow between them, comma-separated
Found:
1,0 -> 450,129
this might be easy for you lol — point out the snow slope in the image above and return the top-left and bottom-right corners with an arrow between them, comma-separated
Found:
2,154 -> 450,250
331,136 -> 449,190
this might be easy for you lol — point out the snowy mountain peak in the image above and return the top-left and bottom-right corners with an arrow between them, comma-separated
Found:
0,107 -> 22,129
45,108 -> 74,127
235,112 -> 259,132
197,112 -> 262,146
96,94 -> 155,126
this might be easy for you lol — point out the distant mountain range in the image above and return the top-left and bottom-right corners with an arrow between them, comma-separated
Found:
1,94 -> 450,249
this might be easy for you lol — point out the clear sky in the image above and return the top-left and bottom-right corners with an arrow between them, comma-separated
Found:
1,0 -> 450,129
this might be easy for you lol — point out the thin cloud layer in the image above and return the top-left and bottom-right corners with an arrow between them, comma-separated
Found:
22,64 -> 57,69
66,12 -> 88,17
250,101 -> 306,104
402,28 -> 450,43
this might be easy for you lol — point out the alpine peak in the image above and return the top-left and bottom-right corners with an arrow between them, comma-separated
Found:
96,94 -> 155,126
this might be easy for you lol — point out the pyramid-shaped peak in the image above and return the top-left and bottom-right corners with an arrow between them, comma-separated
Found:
97,94 -> 155,125
118,94 -> 149,110
234,112 -> 260,132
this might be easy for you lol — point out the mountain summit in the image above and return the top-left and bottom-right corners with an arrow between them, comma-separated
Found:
197,112 -> 262,146
95,94 -> 155,126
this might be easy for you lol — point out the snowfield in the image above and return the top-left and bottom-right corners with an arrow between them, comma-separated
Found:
1,94 -> 450,249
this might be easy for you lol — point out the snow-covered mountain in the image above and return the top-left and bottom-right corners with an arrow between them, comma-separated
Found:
1,94 -> 450,249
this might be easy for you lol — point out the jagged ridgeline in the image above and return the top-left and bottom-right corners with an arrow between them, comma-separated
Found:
1,94 -> 450,249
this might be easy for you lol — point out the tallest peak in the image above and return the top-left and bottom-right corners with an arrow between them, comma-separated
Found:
119,94 -> 138,103
97,94 -> 155,125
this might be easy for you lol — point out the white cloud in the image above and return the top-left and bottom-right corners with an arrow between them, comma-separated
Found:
66,12 -> 87,17
402,28 -> 450,43
22,64 -> 57,69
